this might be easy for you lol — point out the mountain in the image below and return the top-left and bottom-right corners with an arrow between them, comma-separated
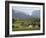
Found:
12,9 -> 40,18
31,10 -> 40,18
12,9 -> 31,18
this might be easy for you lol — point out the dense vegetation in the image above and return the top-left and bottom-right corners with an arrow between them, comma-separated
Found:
12,17 -> 40,31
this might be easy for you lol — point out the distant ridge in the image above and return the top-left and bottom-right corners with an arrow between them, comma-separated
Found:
31,10 -> 40,18
12,9 -> 40,18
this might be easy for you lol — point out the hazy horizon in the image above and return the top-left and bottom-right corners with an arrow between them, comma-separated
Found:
12,6 -> 40,16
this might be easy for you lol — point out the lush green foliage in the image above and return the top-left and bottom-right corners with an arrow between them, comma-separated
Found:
12,17 -> 40,31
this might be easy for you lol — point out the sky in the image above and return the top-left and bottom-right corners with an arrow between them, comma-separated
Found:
12,6 -> 40,16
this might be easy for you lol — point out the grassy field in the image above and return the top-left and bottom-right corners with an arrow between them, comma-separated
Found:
12,17 -> 40,31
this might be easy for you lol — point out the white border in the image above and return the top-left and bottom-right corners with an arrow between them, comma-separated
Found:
9,3 -> 43,35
